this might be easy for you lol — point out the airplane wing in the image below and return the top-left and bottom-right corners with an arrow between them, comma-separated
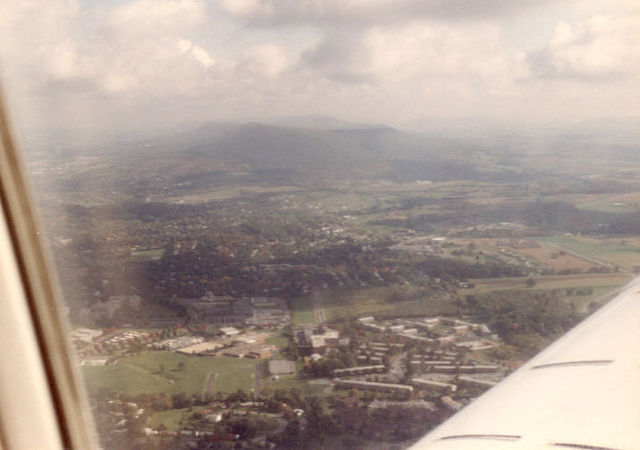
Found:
411,276 -> 640,450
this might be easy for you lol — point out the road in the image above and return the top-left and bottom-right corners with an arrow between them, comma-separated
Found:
312,292 -> 327,325
388,353 -> 406,383
254,363 -> 262,396
202,370 -> 217,399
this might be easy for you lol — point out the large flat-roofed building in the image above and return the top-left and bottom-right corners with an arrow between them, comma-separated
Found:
411,378 -> 457,393
185,295 -> 252,324
219,327 -> 240,337
334,379 -> 413,394
431,364 -> 499,374
245,297 -> 290,327
176,341 -> 223,355
457,376 -> 498,388
294,326 -> 341,355
333,365 -> 386,377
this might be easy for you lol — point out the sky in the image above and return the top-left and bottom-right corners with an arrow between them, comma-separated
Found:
0,0 -> 638,137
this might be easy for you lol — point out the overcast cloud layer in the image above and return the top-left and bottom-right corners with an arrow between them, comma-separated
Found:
0,0 -> 638,137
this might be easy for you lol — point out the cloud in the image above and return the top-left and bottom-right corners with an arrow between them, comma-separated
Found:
526,15 -> 640,80
219,0 -> 552,26
303,21 -> 522,86
107,0 -> 206,37
7,0 -> 217,97
1,0 -> 638,136
239,44 -> 290,79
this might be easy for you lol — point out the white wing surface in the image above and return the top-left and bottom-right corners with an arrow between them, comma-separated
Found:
411,277 -> 640,450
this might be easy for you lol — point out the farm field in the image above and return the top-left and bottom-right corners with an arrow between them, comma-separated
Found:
165,184 -> 305,203
82,352 -> 259,397
574,191 -> 640,213
291,286 -> 458,324
507,244 -> 600,272
538,235 -> 640,270
461,273 -> 632,295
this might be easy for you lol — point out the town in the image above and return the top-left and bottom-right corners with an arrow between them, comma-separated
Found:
72,304 -> 509,448
25,118 -> 640,449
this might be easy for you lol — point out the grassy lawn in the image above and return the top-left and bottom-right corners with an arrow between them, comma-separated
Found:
82,352 -> 259,397
261,374 -> 327,397
265,330 -> 289,349
147,407 -> 193,430
291,295 -> 316,325
323,286 -> 458,321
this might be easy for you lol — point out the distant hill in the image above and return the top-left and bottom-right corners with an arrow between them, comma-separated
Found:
267,114 -> 391,131
146,121 -> 482,183
47,119 -> 518,197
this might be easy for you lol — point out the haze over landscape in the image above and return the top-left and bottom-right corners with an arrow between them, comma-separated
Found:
1,0 -> 640,449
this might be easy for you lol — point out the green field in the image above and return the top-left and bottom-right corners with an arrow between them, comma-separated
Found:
82,352 -> 259,396
462,273 -> 631,294
295,286 -> 458,322
563,285 -> 622,311
266,330 -> 289,348
575,192 -> 640,213
538,235 -> 640,269
261,374 -> 327,397
129,248 -> 165,262
147,407 -> 194,430
291,295 -> 317,325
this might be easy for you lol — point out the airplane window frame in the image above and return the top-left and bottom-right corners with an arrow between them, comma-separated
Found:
0,89 -> 97,450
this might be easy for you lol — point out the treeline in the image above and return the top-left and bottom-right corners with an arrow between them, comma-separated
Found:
409,255 -> 525,280
460,290 -> 582,356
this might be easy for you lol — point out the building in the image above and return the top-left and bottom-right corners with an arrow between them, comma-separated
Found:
294,326 -> 341,355
430,365 -> 499,374
176,341 -> 223,355
80,357 -> 109,366
455,340 -> 495,351
333,365 -> 386,377
457,376 -> 498,388
185,295 -> 252,324
333,379 -> 413,394
246,348 -> 273,359
220,327 -> 240,337
245,297 -> 290,327
441,396 -> 463,411
411,378 -> 457,393
91,295 -> 142,321
151,335 -> 204,350
69,328 -> 102,344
